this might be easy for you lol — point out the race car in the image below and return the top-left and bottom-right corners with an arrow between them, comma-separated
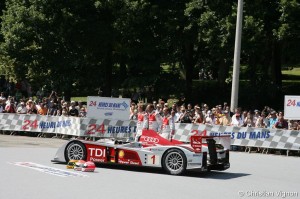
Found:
52,129 -> 230,175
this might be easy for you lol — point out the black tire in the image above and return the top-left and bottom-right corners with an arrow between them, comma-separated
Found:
162,148 -> 187,175
64,141 -> 87,162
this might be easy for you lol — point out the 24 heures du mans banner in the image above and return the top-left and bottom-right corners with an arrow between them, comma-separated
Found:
0,113 -> 299,150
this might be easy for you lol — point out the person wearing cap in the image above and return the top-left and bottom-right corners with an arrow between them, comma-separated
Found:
267,111 -> 278,128
17,102 -> 28,114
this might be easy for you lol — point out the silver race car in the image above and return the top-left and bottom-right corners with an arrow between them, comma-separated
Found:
52,129 -> 230,175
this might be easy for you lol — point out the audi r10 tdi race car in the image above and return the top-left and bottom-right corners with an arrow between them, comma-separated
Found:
52,129 -> 230,175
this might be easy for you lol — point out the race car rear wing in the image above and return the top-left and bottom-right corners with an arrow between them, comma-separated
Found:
191,135 -> 231,153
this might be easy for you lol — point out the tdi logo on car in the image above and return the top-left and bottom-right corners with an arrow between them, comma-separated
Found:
88,148 -> 106,162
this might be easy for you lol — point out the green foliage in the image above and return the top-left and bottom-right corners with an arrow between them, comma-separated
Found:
0,0 -> 299,108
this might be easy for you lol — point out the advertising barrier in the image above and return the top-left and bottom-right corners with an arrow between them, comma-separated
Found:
87,96 -> 131,120
284,95 -> 300,120
1,113 -> 300,151
0,114 -> 80,136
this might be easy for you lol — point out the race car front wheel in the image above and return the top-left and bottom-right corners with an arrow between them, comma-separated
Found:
65,141 -> 87,162
162,149 -> 187,175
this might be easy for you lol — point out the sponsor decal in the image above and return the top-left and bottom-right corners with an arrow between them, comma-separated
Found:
88,148 -> 106,157
10,162 -> 88,177
104,112 -> 113,116
193,154 -> 202,157
119,150 -> 125,158
149,148 -> 164,151
97,101 -> 129,110
191,136 -> 202,153
118,160 -> 140,165
87,147 -> 107,162
142,136 -> 159,144
107,125 -> 136,133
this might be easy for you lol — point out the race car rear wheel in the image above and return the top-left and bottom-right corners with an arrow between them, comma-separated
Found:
162,149 -> 187,175
65,141 -> 87,162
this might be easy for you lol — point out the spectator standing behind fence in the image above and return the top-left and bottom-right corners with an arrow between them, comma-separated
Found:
214,106 -> 223,125
219,110 -> 231,126
179,105 -> 192,123
5,98 -> 16,113
231,112 -> 243,127
79,108 -> 87,117
17,102 -> 27,114
205,111 -> 214,125
244,111 -> 254,127
129,103 -> 135,115
193,106 -> 204,124
0,92 -> 6,101
26,99 -> 37,114
274,115 -> 288,129
47,101 -> 57,116
0,99 -> 4,113
69,103 -> 79,117
267,111 -> 278,128
37,102 -> 48,115
253,110 -> 260,125
129,103 -> 137,120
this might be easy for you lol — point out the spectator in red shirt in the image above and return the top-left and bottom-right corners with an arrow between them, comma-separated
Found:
5,98 -> 16,113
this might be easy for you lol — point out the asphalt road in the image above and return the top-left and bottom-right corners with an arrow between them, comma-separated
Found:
0,134 -> 299,199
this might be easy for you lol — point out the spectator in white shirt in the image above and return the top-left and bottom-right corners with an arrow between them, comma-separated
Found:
17,102 -> 28,114
231,113 -> 244,127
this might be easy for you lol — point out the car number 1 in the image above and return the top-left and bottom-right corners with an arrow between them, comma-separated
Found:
147,155 -> 160,165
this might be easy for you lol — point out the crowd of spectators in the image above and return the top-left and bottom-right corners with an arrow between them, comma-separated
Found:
129,100 -> 300,131
0,91 -> 87,118
1,74 -> 299,142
